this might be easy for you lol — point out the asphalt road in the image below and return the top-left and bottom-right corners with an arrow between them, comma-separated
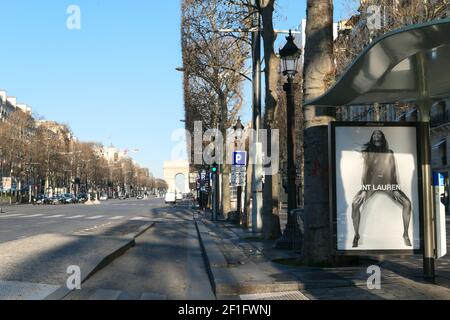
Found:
0,197 -> 215,300
0,197 -> 166,243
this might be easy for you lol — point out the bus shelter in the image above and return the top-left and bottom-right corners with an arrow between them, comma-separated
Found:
305,18 -> 450,281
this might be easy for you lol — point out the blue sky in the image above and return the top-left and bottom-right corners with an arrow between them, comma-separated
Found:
0,1 -> 356,178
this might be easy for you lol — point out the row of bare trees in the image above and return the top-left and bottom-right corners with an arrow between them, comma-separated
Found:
181,0 -> 250,218
0,109 -> 156,202
181,0 -> 305,240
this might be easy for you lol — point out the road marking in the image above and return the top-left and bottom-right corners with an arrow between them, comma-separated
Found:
65,215 -> 86,219
0,214 -> 25,218
109,216 -> 125,220
21,214 -> 45,218
43,215 -> 65,219
86,215 -> 105,220
129,216 -> 152,221
37,221 -> 56,225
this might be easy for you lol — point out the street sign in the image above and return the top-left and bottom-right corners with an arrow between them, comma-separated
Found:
231,166 -> 246,187
233,151 -> 247,166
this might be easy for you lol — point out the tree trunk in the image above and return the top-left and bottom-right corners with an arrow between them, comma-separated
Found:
302,0 -> 335,264
260,0 -> 281,240
222,163 -> 231,219
219,93 -> 231,219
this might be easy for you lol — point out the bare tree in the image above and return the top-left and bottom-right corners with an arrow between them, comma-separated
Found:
181,0 -> 250,218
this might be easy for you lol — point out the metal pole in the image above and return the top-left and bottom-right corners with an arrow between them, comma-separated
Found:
237,185 -> 242,216
212,172 -> 218,221
276,76 -> 301,249
286,77 -> 297,213
415,53 -> 435,282
251,0 -> 263,232
418,105 -> 436,282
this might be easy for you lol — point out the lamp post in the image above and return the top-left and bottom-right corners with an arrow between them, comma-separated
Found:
233,117 -> 245,220
276,30 -> 302,250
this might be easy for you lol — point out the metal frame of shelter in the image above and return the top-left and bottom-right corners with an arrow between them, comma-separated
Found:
305,18 -> 450,281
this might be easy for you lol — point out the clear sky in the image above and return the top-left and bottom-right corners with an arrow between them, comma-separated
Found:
0,1 -> 356,178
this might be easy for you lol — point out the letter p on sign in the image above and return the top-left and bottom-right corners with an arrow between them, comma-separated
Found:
233,151 -> 247,166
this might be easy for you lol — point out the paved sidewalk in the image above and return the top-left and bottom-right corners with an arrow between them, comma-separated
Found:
65,218 -> 215,300
195,210 -> 450,300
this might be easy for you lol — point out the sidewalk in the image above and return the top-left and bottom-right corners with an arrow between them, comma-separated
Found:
195,210 -> 450,300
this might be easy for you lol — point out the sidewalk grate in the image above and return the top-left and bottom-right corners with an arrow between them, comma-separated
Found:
240,290 -> 309,300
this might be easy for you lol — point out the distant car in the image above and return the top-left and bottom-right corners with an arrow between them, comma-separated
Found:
50,196 -> 61,205
64,194 -> 77,204
77,194 -> 88,203
34,195 -> 50,205
137,194 -> 144,200
118,194 -> 126,200
176,193 -> 183,201
99,194 -> 108,201
165,192 -> 176,204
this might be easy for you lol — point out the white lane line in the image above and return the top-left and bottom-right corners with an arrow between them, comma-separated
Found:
21,214 -> 45,218
43,215 -> 65,219
0,214 -> 26,218
65,215 -> 86,219
86,215 -> 105,220
37,221 -> 56,225
129,216 -> 152,221
109,216 -> 125,220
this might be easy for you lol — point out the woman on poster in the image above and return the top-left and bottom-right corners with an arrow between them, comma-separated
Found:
351,130 -> 412,248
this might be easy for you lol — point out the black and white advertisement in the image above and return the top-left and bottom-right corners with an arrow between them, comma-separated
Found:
332,124 -> 422,253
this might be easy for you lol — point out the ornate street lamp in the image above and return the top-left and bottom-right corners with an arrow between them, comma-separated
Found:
280,30 -> 301,78
276,30 -> 302,250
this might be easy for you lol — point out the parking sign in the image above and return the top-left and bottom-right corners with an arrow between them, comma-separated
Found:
233,151 -> 247,166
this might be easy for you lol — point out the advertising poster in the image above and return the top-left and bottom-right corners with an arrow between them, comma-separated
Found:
331,123 -> 422,253
2,177 -> 12,191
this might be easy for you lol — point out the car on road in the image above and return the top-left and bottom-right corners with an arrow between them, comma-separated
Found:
64,194 -> 77,204
34,195 -> 50,205
176,193 -> 183,201
165,192 -> 176,204
99,194 -> 108,201
49,195 -> 62,205
136,194 -> 144,200
77,193 -> 88,203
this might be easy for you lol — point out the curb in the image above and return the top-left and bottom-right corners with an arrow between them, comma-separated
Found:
195,217 -> 302,297
43,222 -> 155,300
124,222 -> 155,240
194,217 -> 217,297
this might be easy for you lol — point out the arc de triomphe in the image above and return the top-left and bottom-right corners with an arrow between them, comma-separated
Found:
163,160 -> 190,193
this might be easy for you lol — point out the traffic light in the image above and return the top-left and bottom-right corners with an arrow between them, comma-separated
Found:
211,162 -> 219,174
